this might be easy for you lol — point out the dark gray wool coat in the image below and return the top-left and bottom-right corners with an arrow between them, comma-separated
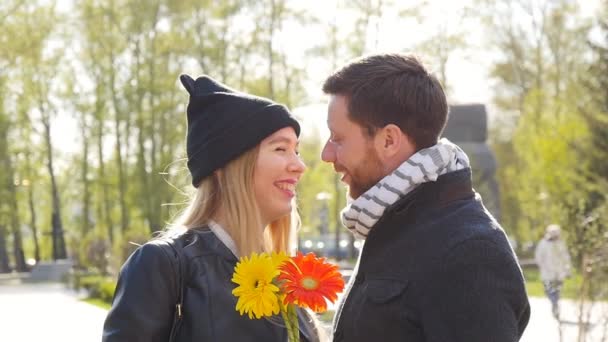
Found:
332,168 -> 530,342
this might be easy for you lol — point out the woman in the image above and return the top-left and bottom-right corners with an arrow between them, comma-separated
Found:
102,74 -> 321,341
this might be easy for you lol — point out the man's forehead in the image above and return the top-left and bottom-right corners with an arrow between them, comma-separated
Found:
327,97 -> 349,122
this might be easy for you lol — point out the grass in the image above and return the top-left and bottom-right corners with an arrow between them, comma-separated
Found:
523,267 -> 581,299
82,297 -> 112,310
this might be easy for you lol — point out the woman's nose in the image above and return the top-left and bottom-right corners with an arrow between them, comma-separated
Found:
289,154 -> 306,173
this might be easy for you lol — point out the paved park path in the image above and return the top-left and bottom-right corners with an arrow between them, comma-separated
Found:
1,281 -> 606,341
0,282 -> 107,342
522,297 -> 607,342
325,294 -> 607,342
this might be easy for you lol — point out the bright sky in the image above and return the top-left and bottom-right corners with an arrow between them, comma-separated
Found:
288,0 -> 490,142
285,0 -> 492,102
51,0 -> 600,155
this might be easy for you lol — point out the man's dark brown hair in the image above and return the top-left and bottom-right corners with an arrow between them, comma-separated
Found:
322,53 -> 448,150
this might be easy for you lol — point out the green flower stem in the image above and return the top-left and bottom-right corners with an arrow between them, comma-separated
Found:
280,304 -> 300,342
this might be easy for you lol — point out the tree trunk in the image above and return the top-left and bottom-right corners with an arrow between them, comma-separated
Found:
143,3 -> 163,234
96,111 -> 114,244
110,61 -> 129,235
1,108 -> 27,270
194,6 -> 208,72
577,253 -> 591,342
26,177 -> 40,263
41,111 -> 67,260
80,118 -> 91,237
22,148 -> 40,262
133,40 -> 153,234
8,172 -> 27,271
148,35 -> 160,234
0,110 -> 26,270
90,77 -> 114,241
0,79 -> 9,272
0,225 -> 10,273
279,54 -> 292,107
104,1 -> 129,235
267,0 -> 276,97
349,0 -> 373,56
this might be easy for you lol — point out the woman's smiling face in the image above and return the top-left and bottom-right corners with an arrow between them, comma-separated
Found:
253,126 -> 306,225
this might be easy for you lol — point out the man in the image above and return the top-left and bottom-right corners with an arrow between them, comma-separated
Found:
535,224 -> 571,319
321,53 -> 530,342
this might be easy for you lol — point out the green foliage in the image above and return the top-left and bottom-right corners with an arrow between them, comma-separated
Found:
510,88 -> 588,236
523,267 -> 582,299
296,134 -> 342,236
567,200 -> 608,302
77,231 -> 111,274
482,0 -> 598,245
74,273 -> 116,304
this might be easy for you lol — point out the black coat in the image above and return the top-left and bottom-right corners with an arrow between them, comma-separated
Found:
103,227 -> 319,342
332,169 -> 530,342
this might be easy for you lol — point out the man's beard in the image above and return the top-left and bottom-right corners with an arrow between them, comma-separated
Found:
346,147 -> 384,199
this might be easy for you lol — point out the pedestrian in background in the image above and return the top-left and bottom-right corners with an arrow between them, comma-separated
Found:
535,224 -> 572,319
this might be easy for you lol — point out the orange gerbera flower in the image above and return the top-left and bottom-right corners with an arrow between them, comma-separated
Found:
278,252 -> 345,312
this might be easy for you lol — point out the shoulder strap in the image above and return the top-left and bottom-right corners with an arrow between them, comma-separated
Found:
167,238 -> 187,342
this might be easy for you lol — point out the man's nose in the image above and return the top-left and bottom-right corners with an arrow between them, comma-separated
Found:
321,140 -> 335,163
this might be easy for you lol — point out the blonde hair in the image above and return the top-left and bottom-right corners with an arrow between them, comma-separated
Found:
169,146 -> 299,256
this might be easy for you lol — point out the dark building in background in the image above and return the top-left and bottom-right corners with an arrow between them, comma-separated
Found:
443,104 -> 501,222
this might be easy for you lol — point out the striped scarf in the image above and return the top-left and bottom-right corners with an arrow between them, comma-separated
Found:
341,138 -> 470,239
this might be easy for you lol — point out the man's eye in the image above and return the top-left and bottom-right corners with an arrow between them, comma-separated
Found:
275,147 -> 286,152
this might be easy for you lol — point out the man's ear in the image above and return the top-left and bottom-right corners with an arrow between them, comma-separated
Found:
375,124 -> 403,158
374,124 -> 416,164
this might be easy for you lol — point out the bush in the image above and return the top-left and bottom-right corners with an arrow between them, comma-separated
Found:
77,231 -> 111,274
73,273 -> 117,304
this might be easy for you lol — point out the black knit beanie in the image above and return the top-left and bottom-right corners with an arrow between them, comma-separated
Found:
179,74 -> 301,187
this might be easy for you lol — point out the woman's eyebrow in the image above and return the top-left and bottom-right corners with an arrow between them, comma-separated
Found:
267,136 -> 298,146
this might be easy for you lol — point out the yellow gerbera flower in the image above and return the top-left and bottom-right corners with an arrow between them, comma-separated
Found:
270,251 -> 289,303
270,251 -> 289,269
231,252 -> 282,319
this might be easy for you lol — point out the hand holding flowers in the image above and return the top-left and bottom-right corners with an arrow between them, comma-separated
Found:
232,252 -> 345,342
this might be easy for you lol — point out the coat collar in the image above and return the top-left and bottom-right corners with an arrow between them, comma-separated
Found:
182,225 -> 239,263
385,168 -> 475,219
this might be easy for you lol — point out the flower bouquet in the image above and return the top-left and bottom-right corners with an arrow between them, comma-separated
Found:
232,252 -> 345,342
